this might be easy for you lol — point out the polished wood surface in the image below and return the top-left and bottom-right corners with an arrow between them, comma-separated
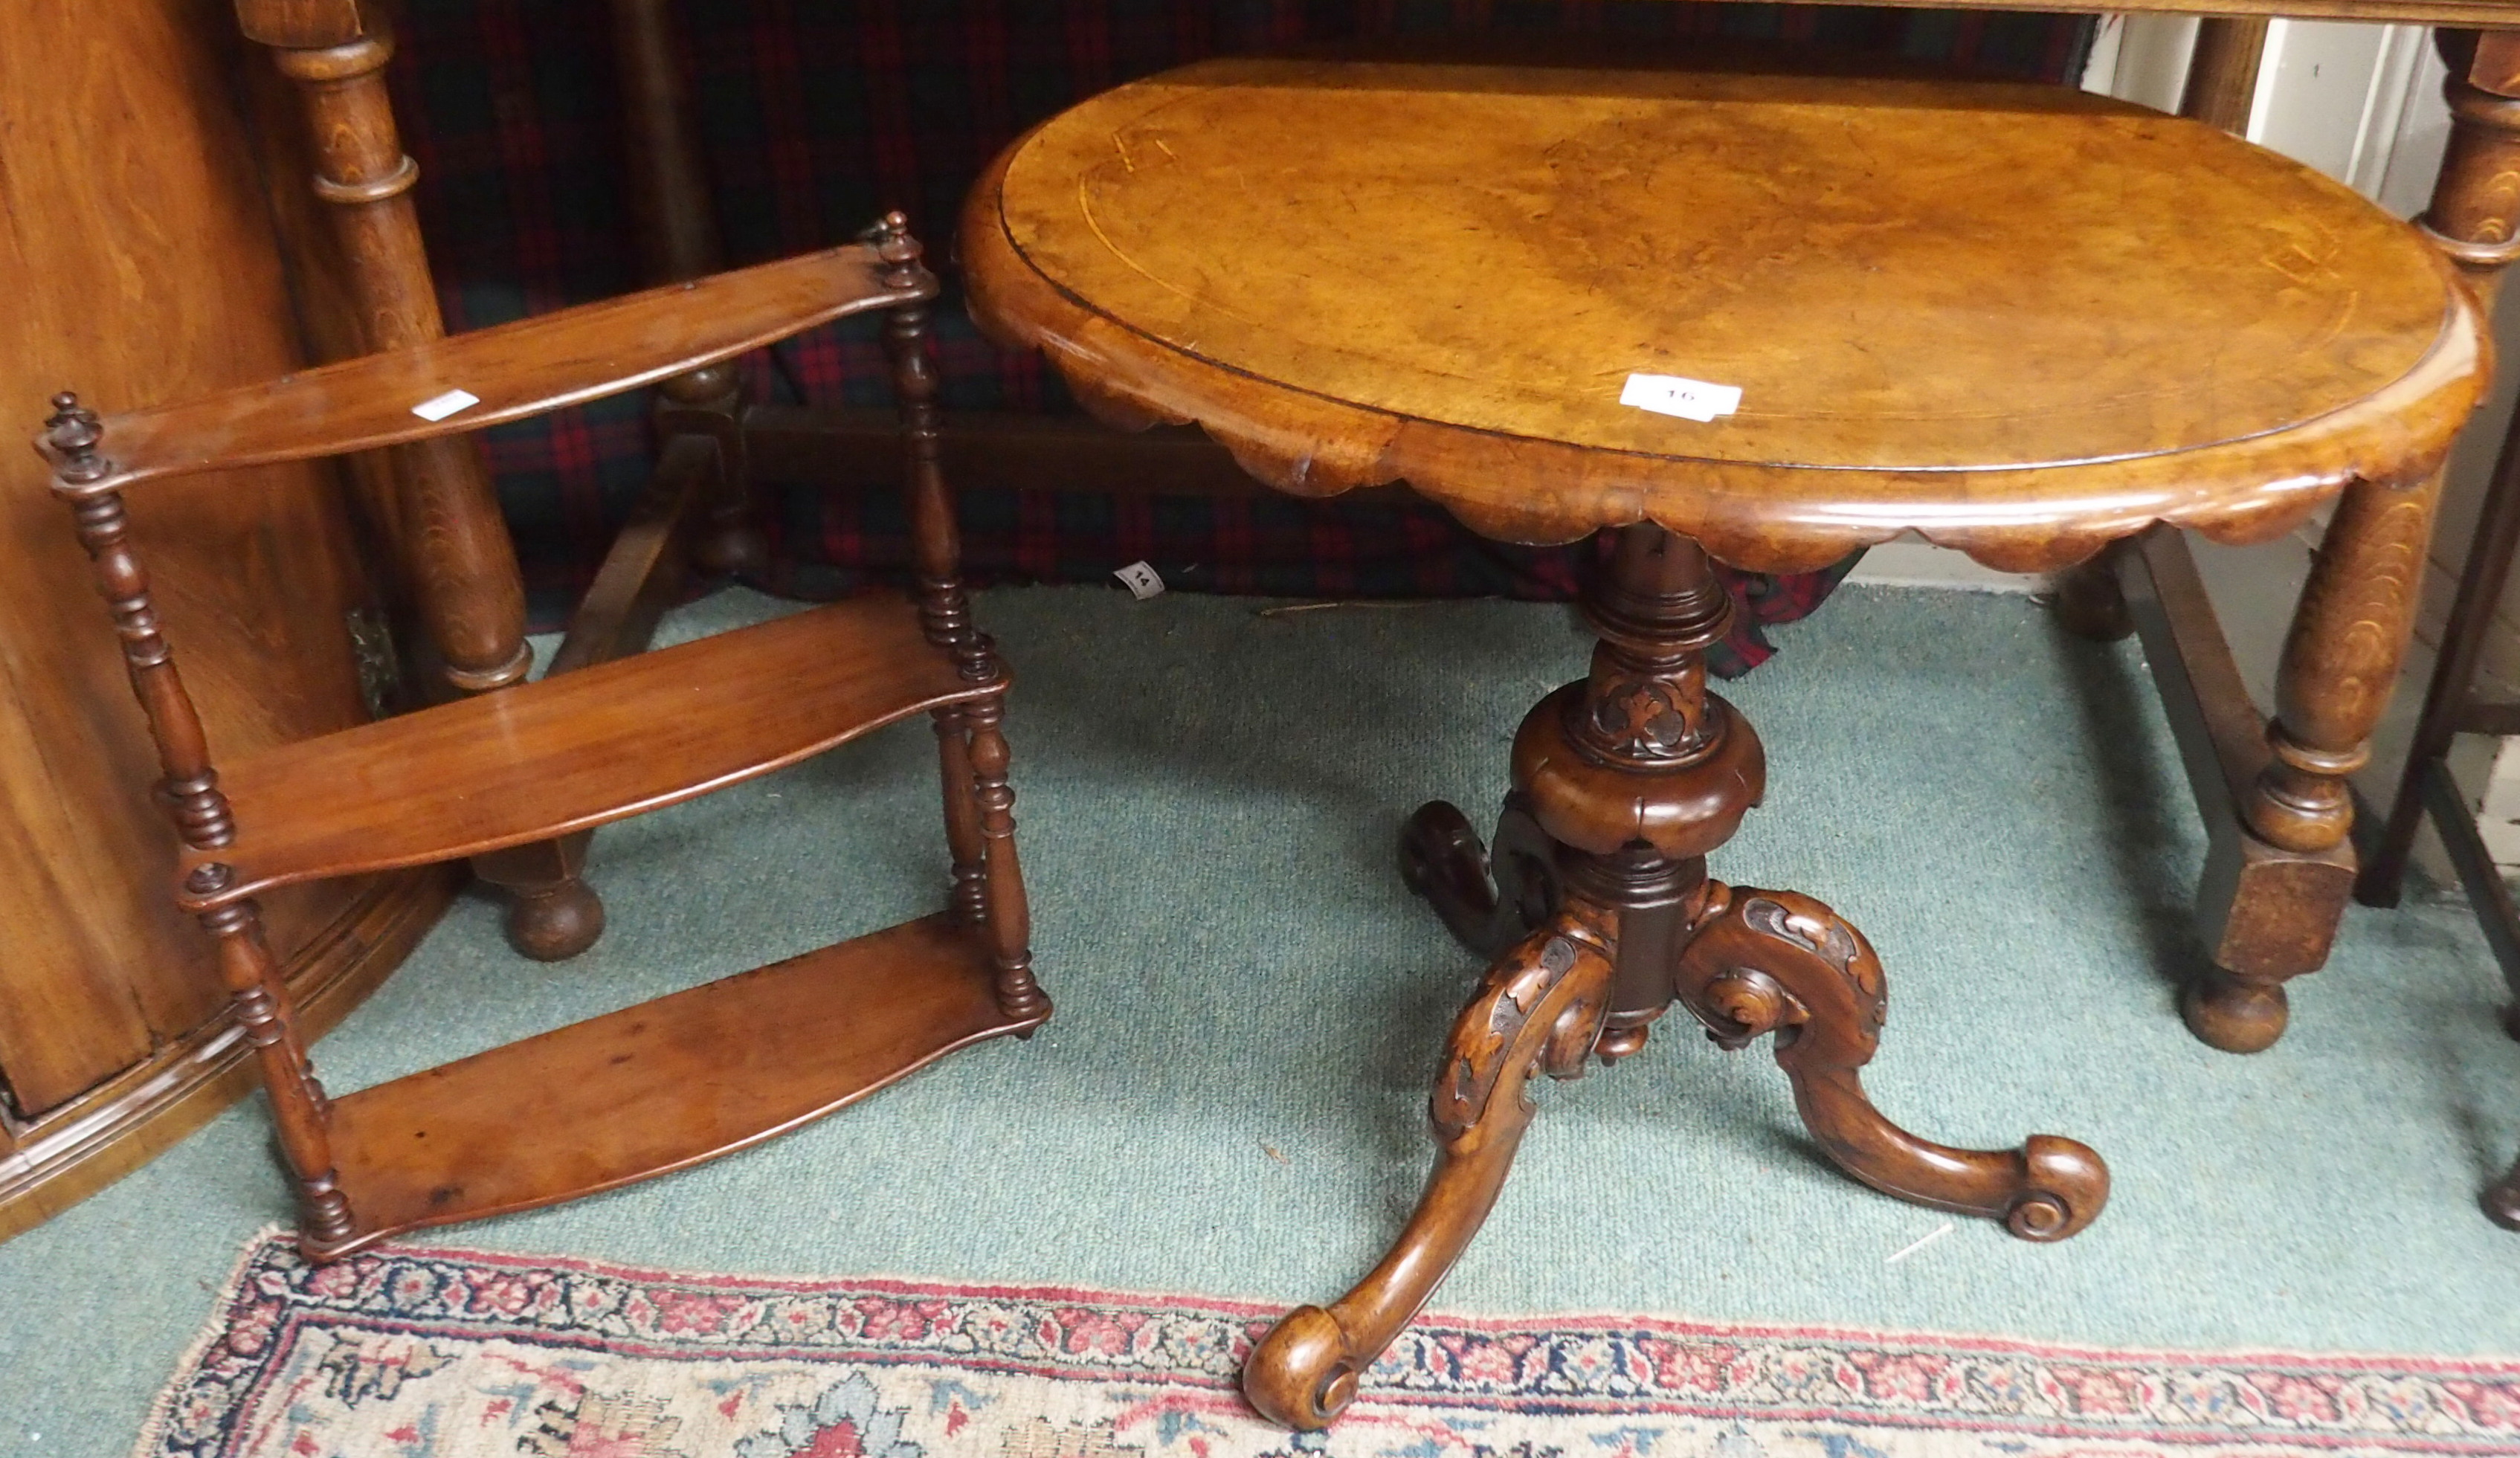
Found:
47,245 -> 924,497
181,596 -> 994,907
42,216 -> 1050,1257
1244,528 -> 2106,1430
966,57 -> 2484,572
324,915 -> 1033,1258
0,0 -> 446,1242
968,57 -> 2485,1430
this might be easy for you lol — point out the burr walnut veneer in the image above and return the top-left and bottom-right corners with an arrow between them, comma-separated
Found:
33,224 -> 1049,1259
961,58 -> 2492,1429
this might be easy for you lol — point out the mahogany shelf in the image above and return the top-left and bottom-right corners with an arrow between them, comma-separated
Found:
57,244 -> 918,497
182,595 -> 998,909
315,913 -> 1037,1258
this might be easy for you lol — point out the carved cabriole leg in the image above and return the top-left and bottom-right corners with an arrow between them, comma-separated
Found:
242,6 -> 604,960
609,0 -> 764,575
1248,524 -> 2106,1430
1244,908 -> 1617,1430
43,395 -> 354,1249
1673,884 -> 2107,1238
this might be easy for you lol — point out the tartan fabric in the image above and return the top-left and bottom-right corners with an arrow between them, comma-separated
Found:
389,1 -> 2092,674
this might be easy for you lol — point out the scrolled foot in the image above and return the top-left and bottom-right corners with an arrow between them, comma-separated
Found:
505,877 -> 606,961
1399,796 -> 1556,960
2182,965 -> 2288,1053
1675,884 -> 2110,1240
2002,1134 -> 2111,1241
1243,907 -> 1616,1429
1245,1305 -> 1363,1429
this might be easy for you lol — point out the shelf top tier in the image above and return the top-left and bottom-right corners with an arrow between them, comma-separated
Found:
41,242 -> 928,495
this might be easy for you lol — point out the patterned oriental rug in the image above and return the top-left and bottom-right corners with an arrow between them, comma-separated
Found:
141,1233 -> 2520,1458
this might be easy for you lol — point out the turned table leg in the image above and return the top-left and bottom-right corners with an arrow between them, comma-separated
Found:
239,3 -> 602,959
1244,526 -> 2107,1430
610,0 -> 764,575
2059,30 -> 2520,1053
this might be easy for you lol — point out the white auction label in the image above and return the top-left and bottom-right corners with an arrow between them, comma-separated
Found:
1620,372 -> 1741,424
1113,561 -> 1167,600
410,388 -> 481,422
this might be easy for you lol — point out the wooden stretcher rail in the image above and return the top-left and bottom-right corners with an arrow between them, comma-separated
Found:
36,244 -> 926,495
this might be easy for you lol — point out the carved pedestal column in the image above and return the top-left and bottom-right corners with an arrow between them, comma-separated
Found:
1242,526 -> 2108,1431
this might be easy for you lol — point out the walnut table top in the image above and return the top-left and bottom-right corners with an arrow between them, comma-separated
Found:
962,57 -> 2488,573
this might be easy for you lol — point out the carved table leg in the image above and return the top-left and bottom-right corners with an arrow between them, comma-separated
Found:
243,4 -> 600,960
1245,908 -> 1616,1428
1246,525 -> 2107,1430
2186,473 -> 2443,1050
1675,884 -> 2106,1238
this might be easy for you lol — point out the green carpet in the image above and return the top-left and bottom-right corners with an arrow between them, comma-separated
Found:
4,584 -> 2516,1458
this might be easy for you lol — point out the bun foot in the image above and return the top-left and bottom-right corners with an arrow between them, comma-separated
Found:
2485,1155 -> 2520,1230
1245,1305 -> 1361,1430
2182,966 -> 2288,1053
2052,551 -> 2133,641
505,877 -> 606,961
692,518 -> 770,578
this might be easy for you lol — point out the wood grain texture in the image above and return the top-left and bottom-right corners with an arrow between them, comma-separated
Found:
964,58 -> 2486,573
318,914 -> 1040,1259
0,0 -> 421,1129
177,596 -> 998,909
42,245 -> 927,497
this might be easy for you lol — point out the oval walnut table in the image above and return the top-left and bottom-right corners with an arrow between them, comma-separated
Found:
961,57 -> 2490,1430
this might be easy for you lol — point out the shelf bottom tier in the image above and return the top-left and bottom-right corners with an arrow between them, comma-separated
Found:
312,914 -> 1040,1258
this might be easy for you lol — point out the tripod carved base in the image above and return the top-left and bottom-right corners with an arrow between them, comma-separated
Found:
1245,526 -> 2107,1431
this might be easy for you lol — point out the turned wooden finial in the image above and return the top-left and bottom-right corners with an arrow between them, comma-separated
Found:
42,391 -> 112,486
867,210 -> 924,289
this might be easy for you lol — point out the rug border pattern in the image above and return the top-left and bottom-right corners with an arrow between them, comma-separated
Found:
135,1231 -> 2520,1457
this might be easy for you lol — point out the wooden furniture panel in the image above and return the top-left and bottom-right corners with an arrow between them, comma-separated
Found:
190,596 -> 995,905
962,57 -> 2492,1429
39,216 -> 1051,1260
81,245 -> 915,492
967,57 -> 2484,573
0,0 -> 448,1243
328,915 -> 1022,1253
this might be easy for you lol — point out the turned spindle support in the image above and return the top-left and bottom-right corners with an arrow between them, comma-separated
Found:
874,216 -> 1045,1024
42,393 -> 353,1245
